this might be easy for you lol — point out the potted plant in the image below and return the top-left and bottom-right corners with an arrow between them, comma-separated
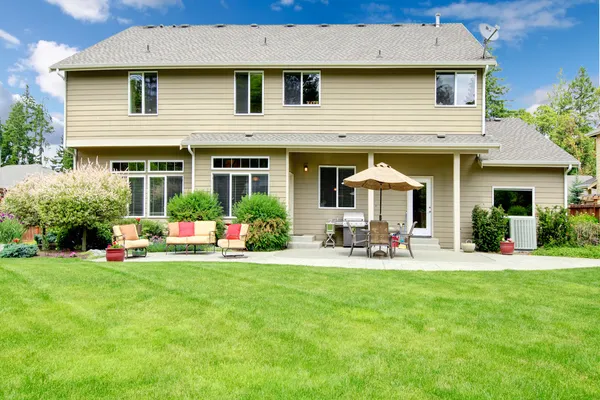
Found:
136,217 -> 142,236
499,238 -> 515,255
106,241 -> 125,262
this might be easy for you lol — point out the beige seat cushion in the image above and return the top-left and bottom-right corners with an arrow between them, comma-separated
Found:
195,221 -> 216,236
167,222 -> 179,237
166,236 -> 188,245
120,224 -> 139,241
187,236 -> 213,245
217,239 -> 246,249
113,225 -> 122,238
240,224 -> 249,237
124,239 -> 149,249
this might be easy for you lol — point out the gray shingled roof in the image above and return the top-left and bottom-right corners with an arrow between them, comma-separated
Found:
481,118 -> 580,166
181,132 -> 500,150
0,164 -> 55,189
51,24 -> 496,70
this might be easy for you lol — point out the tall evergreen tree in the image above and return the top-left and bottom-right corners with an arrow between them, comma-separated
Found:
485,48 -> 511,118
50,146 -> 74,172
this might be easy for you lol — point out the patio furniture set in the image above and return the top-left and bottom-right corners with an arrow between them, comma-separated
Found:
112,222 -> 249,258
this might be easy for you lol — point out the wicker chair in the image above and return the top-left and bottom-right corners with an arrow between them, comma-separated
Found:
368,220 -> 390,258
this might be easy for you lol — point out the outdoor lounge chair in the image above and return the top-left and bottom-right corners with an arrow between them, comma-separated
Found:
112,224 -> 149,258
166,221 -> 217,254
368,220 -> 390,258
391,221 -> 417,259
347,220 -> 369,257
217,224 -> 249,258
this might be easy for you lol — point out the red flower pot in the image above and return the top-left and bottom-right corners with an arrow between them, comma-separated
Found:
500,241 -> 515,255
106,248 -> 125,262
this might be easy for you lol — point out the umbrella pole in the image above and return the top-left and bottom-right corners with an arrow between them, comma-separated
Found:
379,186 -> 383,221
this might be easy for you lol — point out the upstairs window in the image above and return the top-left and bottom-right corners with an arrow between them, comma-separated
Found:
129,72 -> 158,115
235,71 -> 263,114
435,71 -> 476,106
284,71 -> 320,106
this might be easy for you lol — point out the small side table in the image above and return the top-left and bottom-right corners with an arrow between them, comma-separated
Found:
324,222 -> 336,248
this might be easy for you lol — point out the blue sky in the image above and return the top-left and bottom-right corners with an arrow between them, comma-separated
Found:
0,0 -> 598,147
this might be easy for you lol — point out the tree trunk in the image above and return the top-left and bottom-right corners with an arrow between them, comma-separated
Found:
82,228 -> 87,252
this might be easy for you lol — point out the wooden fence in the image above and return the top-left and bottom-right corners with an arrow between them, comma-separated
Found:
568,204 -> 600,220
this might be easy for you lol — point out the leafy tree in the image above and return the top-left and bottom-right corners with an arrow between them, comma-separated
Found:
485,50 -> 510,118
50,146 -> 74,172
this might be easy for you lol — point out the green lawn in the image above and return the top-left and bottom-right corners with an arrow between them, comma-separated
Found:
1,260 -> 599,399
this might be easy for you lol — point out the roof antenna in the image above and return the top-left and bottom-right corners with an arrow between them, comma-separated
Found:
263,37 -> 267,45
146,44 -> 150,52
377,49 -> 382,58
479,23 -> 500,58
435,37 -> 439,46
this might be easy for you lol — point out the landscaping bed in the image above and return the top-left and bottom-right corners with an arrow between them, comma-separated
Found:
1,259 -> 599,399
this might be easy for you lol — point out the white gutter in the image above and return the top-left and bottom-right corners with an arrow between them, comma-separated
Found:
481,160 -> 581,168
482,65 -> 488,135
182,142 -> 501,151
564,164 -> 573,207
187,144 -> 195,192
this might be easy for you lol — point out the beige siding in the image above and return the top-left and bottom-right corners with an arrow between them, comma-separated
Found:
460,155 -> 565,242
194,148 -> 287,219
66,68 -> 484,146
290,153 -> 369,241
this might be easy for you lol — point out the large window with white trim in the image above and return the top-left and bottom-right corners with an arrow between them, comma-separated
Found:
128,177 -> 145,217
235,71 -> 263,115
213,174 -> 269,217
129,72 -> 158,115
493,188 -> 534,216
283,71 -> 320,106
435,71 -> 476,106
149,176 -> 184,217
319,166 -> 355,209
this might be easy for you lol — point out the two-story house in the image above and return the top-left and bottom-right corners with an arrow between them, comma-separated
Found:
51,21 -> 578,251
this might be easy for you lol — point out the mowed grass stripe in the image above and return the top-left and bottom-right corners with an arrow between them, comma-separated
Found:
0,259 -> 599,399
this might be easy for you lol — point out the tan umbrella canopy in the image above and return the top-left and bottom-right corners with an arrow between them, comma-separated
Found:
343,162 -> 423,221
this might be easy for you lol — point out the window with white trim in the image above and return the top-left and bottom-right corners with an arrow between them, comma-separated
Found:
149,176 -> 184,217
235,71 -> 263,114
319,166 -> 355,209
435,71 -> 476,106
111,161 -> 145,173
284,71 -> 320,105
128,177 -> 145,217
212,157 -> 269,169
493,188 -> 534,216
149,161 -> 184,172
129,72 -> 158,115
213,174 -> 269,217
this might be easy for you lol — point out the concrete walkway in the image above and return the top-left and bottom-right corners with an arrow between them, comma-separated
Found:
102,247 -> 600,271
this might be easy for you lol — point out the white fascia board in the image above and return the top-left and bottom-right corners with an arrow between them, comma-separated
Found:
481,160 -> 581,168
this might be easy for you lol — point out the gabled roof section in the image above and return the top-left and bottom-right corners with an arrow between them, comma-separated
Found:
480,118 -> 580,168
51,23 -> 496,71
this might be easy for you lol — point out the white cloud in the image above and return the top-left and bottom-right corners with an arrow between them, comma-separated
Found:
0,28 -> 20,47
271,0 -> 327,11
414,0 -> 591,42
45,0 -> 110,22
7,74 -> 27,89
361,2 -> 395,23
48,112 -> 65,145
24,40 -> 78,102
294,4 -> 302,11
523,84 -> 554,113
118,0 -> 182,9
116,17 -> 133,25
0,82 -> 16,121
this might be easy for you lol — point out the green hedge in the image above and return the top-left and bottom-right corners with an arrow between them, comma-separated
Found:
233,194 -> 290,251
167,191 -> 224,237
471,205 -> 508,253
537,206 -> 572,248
0,244 -> 38,258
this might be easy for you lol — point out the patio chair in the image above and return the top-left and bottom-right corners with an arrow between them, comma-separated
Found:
217,224 -> 249,258
112,224 -> 149,258
347,220 -> 369,257
391,221 -> 417,259
368,220 -> 390,258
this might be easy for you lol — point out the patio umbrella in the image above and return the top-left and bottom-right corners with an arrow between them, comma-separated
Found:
343,162 -> 423,221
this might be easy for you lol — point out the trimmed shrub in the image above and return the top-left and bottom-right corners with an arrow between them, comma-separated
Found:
537,206 -> 573,247
471,205 -> 508,253
570,213 -> 598,224
507,205 -> 529,216
112,218 -> 166,238
0,243 -> 38,258
1,175 -> 45,227
233,194 -> 290,251
570,214 -> 600,247
167,191 -> 224,236
0,214 -> 26,244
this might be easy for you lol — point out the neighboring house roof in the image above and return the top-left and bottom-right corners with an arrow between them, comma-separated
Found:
182,132 -> 500,151
566,175 -> 595,188
586,127 -> 600,137
0,164 -> 55,189
51,23 -> 496,70
480,118 -> 580,168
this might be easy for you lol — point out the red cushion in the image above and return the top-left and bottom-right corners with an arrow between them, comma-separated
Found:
178,222 -> 195,237
226,224 -> 242,240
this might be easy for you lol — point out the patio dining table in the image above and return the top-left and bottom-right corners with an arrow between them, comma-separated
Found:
359,222 -> 407,258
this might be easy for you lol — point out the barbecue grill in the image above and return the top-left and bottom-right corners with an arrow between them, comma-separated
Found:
342,211 -> 367,247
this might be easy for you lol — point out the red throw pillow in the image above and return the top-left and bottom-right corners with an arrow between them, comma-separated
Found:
226,224 -> 241,240
178,222 -> 195,237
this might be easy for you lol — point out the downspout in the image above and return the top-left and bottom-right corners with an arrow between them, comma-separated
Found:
564,164 -> 573,207
482,65 -> 488,135
187,144 -> 195,192
55,68 -> 74,169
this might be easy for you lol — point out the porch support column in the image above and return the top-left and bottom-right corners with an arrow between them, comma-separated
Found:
368,152 -> 375,222
285,148 -> 290,212
453,152 -> 461,252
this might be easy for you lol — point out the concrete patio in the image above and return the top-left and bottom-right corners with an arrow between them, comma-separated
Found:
101,247 -> 600,271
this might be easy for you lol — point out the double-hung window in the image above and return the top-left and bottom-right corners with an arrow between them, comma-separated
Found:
129,72 -> 158,115
235,71 -> 263,114
493,187 -> 535,217
283,71 -> 320,106
148,160 -> 185,217
435,71 -> 476,106
212,157 -> 269,217
319,166 -> 355,209
111,161 -> 146,217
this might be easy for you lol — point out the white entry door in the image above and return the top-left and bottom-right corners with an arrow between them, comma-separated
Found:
407,177 -> 433,237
